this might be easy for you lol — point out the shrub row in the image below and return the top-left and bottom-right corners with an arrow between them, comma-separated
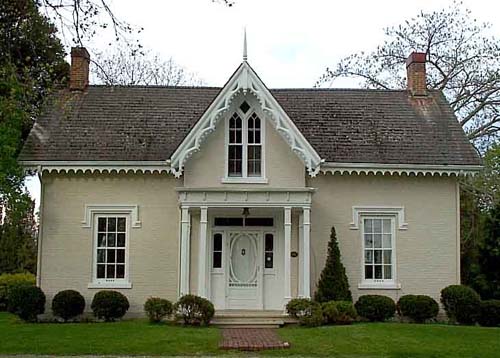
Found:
7,285 -> 215,326
286,298 -> 357,327
0,273 -> 36,311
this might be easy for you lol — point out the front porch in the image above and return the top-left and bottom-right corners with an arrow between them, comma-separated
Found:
177,188 -> 314,311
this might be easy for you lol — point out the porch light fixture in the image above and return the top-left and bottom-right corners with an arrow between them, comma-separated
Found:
242,207 -> 250,218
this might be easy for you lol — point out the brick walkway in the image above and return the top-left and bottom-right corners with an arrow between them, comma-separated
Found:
219,328 -> 290,351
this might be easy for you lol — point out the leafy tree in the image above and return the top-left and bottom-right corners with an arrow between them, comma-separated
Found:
317,2 -> 500,148
93,46 -> 203,86
314,226 -> 352,302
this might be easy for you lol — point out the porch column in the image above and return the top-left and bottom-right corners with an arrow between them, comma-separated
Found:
198,206 -> 208,298
179,206 -> 191,296
301,207 -> 311,298
284,206 -> 292,302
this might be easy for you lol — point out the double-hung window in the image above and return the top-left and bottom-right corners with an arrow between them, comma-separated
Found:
226,101 -> 265,181
362,217 -> 395,285
92,215 -> 130,287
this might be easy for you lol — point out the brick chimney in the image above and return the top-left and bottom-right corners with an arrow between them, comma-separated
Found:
406,52 -> 427,96
70,47 -> 90,91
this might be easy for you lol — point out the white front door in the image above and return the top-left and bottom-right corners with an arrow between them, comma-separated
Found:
226,231 -> 263,309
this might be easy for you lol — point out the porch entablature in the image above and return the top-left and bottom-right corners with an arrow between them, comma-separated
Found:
176,187 -> 315,208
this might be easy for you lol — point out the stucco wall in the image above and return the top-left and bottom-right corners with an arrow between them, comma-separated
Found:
39,173 -> 181,315
308,174 -> 459,303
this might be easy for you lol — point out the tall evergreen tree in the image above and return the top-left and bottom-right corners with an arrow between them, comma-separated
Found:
314,226 -> 352,302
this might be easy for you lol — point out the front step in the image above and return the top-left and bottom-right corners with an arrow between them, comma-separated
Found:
211,310 -> 296,327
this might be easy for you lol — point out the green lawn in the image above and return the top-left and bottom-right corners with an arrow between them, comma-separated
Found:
1,312 -> 499,357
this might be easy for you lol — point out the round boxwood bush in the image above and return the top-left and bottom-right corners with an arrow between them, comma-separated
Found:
174,294 -> 214,326
440,285 -> 480,324
286,298 -> 323,327
91,290 -> 129,321
52,290 -> 86,321
144,297 -> 173,323
477,300 -> 500,327
0,272 -> 35,311
397,295 -> 439,323
322,300 -> 357,325
7,285 -> 45,322
355,295 -> 396,322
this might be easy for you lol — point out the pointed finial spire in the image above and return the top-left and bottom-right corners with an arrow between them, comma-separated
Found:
243,27 -> 248,62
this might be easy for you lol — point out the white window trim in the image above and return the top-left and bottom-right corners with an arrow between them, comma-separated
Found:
358,215 -> 401,290
350,206 -> 408,230
222,101 -> 267,184
83,205 -> 139,289
82,204 -> 141,228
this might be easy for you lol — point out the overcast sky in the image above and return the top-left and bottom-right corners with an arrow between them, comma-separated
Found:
25,0 -> 500,208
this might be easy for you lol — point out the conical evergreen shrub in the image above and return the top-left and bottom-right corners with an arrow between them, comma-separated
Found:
314,226 -> 352,302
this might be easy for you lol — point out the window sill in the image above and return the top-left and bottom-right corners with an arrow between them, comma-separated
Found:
358,282 -> 401,290
221,177 -> 268,184
88,281 -> 132,289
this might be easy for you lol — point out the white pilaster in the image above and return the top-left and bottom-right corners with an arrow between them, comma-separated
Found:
179,206 -> 191,296
198,206 -> 208,298
302,207 -> 311,298
298,211 -> 304,297
284,206 -> 292,303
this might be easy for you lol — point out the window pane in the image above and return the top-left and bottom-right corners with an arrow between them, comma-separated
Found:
107,217 -> 116,231
382,219 -> 391,233
373,219 -> 382,233
364,234 -> 373,248
265,234 -> 274,251
213,233 -> 222,251
107,249 -> 116,263
374,265 -> 383,279
246,218 -> 274,227
382,234 -> 391,248
97,264 -> 105,278
374,234 -> 382,248
117,233 -> 126,247
97,249 -> 105,263
107,233 -> 116,247
255,129 -> 261,143
106,265 -> 115,278
213,252 -> 222,268
214,217 -> 244,226
383,250 -> 392,264
240,101 -> 250,113
228,145 -> 243,176
248,146 -> 261,176
374,250 -> 382,264
117,249 -> 125,263
116,265 -> 125,279
365,265 -> 373,279
364,250 -> 373,264
265,252 -> 273,268
98,218 -> 107,232
364,219 -> 373,233
117,217 -> 126,232
97,233 -> 106,247
384,265 -> 392,279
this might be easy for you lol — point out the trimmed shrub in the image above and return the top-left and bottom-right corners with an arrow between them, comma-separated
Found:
314,226 -> 352,303
174,294 -> 214,326
477,300 -> 500,327
144,297 -> 173,323
91,290 -> 129,321
52,290 -> 85,321
397,295 -> 439,323
355,295 -> 396,322
322,300 -> 357,325
440,285 -> 480,324
286,298 -> 323,327
0,273 -> 35,311
7,285 -> 45,322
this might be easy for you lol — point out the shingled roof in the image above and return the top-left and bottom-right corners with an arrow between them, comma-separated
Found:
19,85 -> 481,166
